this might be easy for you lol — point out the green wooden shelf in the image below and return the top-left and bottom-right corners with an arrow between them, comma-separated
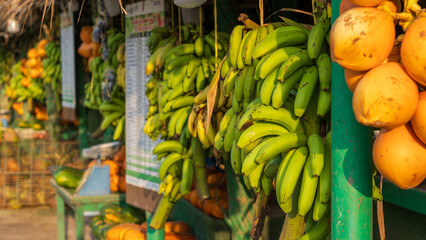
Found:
379,178 -> 426,215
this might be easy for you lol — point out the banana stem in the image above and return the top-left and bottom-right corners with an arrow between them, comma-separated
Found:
192,137 -> 211,200
149,197 -> 175,230
238,13 -> 261,30
249,190 -> 270,240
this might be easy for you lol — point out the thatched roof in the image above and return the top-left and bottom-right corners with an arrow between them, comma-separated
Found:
0,0 -> 58,33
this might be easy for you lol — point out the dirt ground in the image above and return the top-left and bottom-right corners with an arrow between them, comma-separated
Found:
0,207 -> 95,240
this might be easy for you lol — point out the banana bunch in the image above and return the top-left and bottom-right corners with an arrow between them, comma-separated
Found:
196,12 -> 332,238
42,42 -> 62,110
106,29 -> 125,71
116,43 -> 125,90
150,140 -> 193,229
147,27 -> 172,54
143,27 -> 230,141
99,85 -> 126,140
84,56 -> 105,109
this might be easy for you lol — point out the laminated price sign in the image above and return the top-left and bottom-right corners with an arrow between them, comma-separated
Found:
125,0 -> 165,212
60,12 -> 77,121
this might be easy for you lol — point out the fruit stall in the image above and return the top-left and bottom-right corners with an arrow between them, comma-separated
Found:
0,0 -> 425,239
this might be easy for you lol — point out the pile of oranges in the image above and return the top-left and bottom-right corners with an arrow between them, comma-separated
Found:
331,0 -> 426,189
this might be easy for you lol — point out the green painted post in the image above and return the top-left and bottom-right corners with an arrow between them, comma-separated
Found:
75,207 -> 85,240
331,1 -> 373,239
56,193 -> 66,240
146,212 -> 165,240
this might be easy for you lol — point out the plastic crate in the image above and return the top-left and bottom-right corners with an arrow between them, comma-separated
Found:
0,139 -> 82,208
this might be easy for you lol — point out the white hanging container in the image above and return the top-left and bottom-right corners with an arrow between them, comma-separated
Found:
174,0 -> 207,9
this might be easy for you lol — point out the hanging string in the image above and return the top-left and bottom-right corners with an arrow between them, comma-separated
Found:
199,6 -> 203,36
259,0 -> 264,26
178,6 -> 182,45
214,0 -> 218,68
171,0 -> 174,30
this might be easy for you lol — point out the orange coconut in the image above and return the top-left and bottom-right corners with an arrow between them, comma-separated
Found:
352,62 -> 419,129
344,69 -> 367,92
330,7 -> 395,71
340,0 -> 359,14
411,91 -> 426,144
373,124 -> 426,189
349,0 -> 385,7
379,0 -> 401,13
401,17 -> 426,86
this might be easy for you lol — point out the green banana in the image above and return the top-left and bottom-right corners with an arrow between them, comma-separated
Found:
242,28 -> 258,65
196,111 -> 211,148
251,26 -> 308,59
223,67 -> 239,97
261,173 -> 273,195
195,37 -> 204,57
231,140 -> 242,174
243,65 -> 256,102
307,17 -> 331,60
297,215 -> 329,240
180,158 -> 193,195
214,132 -> 224,150
163,96 -> 194,113
263,157 -> 282,178
241,137 -> 277,175
229,25 -> 245,68
255,47 -> 301,80
194,83 -> 210,104
278,146 -> 309,203
113,115 -> 125,140
308,134 -> 325,177
153,140 -> 186,155
237,122 -> 289,149
294,65 -> 319,118
237,30 -> 252,69
256,26 -> 268,43
221,56 -> 231,79
298,153 -> 319,217
247,162 -> 266,190
275,150 -> 295,203
101,112 -> 123,130
165,44 -> 195,60
146,46 -> 164,76
219,108 -> 235,135
242,105 -> 304,133
158,153 -> 184,181
235,66 -> 248,102
260,68 -> 279,106
166,55 -> 197,71
175,107 -> 192,135
243,138 -> 263,153
254,133 -> 307,164
319,131 -> 331,204
277,49 -> 314,82
223,113 -> 237,152
313,190 -> 329,222
196,66 -> 207,92
271,67 -> 305,109
316,53 -> 331,92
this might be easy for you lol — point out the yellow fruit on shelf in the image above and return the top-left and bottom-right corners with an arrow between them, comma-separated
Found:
411,91 -> 426,145
352,62 -> 419,129
344,68 -> 366,93
27,48 -> 38,59
401,17 -> 426,86
349,0 -> 385,7
330,7 -> 395,71
373,124 -> 426,189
